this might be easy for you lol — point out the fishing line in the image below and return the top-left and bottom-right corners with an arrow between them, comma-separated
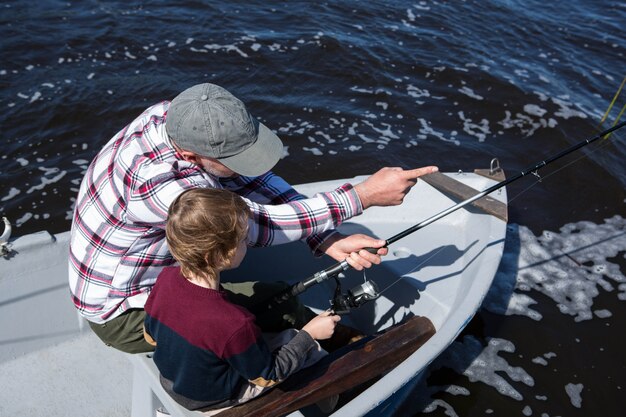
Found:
373,244 -> 450,298
508,129 -> 623,204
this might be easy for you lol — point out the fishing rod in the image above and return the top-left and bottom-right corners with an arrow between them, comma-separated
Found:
268,120 -> 626,313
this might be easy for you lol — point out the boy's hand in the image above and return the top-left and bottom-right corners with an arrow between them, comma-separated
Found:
302,311 -> 341,340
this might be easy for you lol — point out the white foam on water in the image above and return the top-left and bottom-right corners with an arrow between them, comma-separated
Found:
302,147 -> 323,156
523,104 -> 547,117
406,84 -> 430,104
484,217 -> 626,322
29,91 -> 42,103
458,111 -> 490,142
362,120 -> 400,140
414,217 -> 624,415
15,212 -> 33,227
550,97 -> 587,120
417,118 -> 460,145
436,336 -> 534,401
376,101 -> 388,110
421,399 -> 459,417
458,86 -> 483,100
357,133 -> 375,143
1,187 -> 20,201
351,86 -> 375,94
203,43 -> 249,58
496,111 -> 551,137
278,122 -> 297,133
594,309 -> 612,318
314,131 -> 335,144
445,385 -> 470,396
26,168 -> 67,194
564,383 -> 583,408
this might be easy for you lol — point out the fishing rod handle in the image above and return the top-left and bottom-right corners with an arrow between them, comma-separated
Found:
269,260 -> 350,306
271,281 -> 308,305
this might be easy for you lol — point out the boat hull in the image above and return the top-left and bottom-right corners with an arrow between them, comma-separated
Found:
0,172 -> 507,417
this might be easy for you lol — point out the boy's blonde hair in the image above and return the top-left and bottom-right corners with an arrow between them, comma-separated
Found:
166,188 -> 250,279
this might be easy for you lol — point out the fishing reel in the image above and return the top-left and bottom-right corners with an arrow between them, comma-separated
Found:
330,275 -> 380,315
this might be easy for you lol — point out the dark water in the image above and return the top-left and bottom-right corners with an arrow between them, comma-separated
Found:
1,1 -> 625,416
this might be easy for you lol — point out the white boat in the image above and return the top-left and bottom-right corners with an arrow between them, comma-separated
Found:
0,169 -> 507,417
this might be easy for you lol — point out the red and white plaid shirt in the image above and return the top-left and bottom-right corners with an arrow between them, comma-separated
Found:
69,101 -> 362,323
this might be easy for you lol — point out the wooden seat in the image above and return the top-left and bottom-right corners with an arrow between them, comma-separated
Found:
218,315 -> 435,417
421,171 -> 508,222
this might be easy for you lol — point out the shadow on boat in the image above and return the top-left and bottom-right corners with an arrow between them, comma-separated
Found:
225,222 -> 507,337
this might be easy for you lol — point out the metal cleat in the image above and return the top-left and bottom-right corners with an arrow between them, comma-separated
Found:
1,217 -> 12,256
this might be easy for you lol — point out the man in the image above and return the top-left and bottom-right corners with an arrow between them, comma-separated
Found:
68,83 -> 438,353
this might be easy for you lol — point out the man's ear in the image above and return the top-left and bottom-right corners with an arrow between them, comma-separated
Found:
178,149 -> 201,164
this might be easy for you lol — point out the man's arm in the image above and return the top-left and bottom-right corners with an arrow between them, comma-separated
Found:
241,183 -> 363,247
219,171 -> 304,205
221,166 -> 438,267
220,172 -> 359,253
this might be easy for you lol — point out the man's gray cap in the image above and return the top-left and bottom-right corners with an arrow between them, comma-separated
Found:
166,83 -> 283,177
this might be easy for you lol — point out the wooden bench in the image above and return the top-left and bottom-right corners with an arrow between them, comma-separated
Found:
421,171 -> 508,222
129,316 -> 435,417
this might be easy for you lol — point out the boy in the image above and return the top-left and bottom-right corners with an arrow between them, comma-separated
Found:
143,188 -> 340,413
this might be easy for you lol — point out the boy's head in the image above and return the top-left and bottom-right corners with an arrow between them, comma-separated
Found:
166,188 -> 250,279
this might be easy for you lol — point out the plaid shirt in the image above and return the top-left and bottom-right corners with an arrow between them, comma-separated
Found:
69,101 -> 362,323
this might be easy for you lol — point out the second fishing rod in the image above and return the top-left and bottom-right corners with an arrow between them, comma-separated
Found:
267,120 -> 626,312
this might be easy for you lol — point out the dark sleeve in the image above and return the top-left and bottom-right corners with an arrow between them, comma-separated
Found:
221,173 -> 362,257
223,320 -> 317,388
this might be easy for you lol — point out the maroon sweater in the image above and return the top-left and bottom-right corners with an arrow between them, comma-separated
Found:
144,267 -> 317,410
